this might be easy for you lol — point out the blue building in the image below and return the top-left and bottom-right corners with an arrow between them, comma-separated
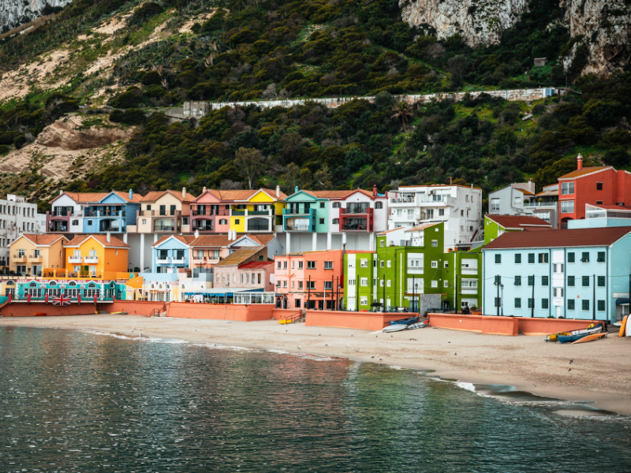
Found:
151,235 -> 195,273
82,190 -> 141,234
482,227 -> 631,322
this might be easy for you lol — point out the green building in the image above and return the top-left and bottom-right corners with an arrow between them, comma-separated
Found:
484,215 -> 551,245
343,222 -> 482,312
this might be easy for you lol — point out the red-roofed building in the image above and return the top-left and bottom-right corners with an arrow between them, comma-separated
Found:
557,154 -> 631,228
484,214 -> 552,244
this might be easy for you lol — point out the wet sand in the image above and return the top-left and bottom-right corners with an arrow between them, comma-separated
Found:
1,315 -> 630,415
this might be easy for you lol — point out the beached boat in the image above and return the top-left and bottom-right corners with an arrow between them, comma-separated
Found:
571,332 -> 606,344
389,316 -> 419,326
406,322 -> 427,330
557,326 -> 603,344
619,315 -> 628,337
545,322 -> 603,342
382,324 -> 408,333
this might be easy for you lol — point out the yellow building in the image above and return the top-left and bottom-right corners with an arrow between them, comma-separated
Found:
64,234 -> 129,278
224,188 -> 286,233
9,234 -> 68,276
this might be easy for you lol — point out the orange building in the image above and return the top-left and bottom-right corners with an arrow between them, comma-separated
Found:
64,234 -> 129,278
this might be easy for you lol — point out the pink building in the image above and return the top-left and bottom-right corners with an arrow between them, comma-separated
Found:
213,246 -> 273,291
274,250 -> 345,310
190,188 -> 231,233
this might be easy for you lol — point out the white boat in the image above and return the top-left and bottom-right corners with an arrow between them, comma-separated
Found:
382,324 -> 408,333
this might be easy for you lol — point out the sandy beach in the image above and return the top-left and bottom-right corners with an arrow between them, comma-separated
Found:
1,315 -> 630,415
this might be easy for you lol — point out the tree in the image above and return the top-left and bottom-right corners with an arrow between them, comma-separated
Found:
234,147 -> 264,189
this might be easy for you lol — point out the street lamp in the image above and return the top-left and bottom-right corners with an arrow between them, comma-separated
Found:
494,276 -> 503,317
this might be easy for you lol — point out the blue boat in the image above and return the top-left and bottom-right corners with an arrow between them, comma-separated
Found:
557,325 -> 603,344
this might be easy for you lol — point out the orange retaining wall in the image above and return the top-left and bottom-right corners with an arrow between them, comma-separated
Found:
100,301 -> 167,317
305,310 -> 415,331
428,313 -> 601,336
0,302 -> 97,317
272,309 -> 303,320
166,303 -> 275,321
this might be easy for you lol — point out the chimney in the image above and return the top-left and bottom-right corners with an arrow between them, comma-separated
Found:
203,186 -> 207,193
276,185 -> 280,198
577,153 -> 583,170
106,231 -> 111,243
59,190 -> 63,195
194,229 -> 199,238
294,185 -> 299,194
182,186 -> 187,198
129,188 -> 133,200
372,184 -> 377,198
449,176 -> 453,185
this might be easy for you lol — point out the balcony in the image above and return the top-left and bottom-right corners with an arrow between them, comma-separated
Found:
461,267 -> 478,275
339,208 -> 373,232
84,256 -> 99,264
68,256 -> 83,263
246,216 -> 272,232
171,257 -> 186,264
156,257 -> 171,264
12,254 -> 26,263
283,208 -> 316,232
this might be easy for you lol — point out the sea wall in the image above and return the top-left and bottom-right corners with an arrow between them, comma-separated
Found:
0,302 -> 97,316
427,313 -> 598,336
306,310 -> 414,331
166,302 -> 274,321
100,301 -> 167,317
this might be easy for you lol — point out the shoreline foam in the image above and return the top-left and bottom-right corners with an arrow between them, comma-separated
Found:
1,314 -> 630,416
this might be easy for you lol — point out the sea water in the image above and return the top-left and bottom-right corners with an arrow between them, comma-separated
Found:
0,326 -> 630,472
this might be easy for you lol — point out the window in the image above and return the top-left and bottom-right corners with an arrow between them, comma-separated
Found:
332,218 -> 339,224
375,202 -> 383,209
568,299 -> 575,310
360,278 -> 368,287
431,280 -> 438,288
528,253 -> 535,263
597,276 -> 605,287
332,202 -> 340,208
568,252 -> 575,263
319,202 -> 325,208
561,182 -> 574,195
324,281 -> 333,290
528,275 -> 534,286
307,261 -> 316,269
553,263 -> 564,273
597,251 -> 605,262
319,218 -> 324,224
386,280 -> 391,287
560,200 -> 575,213
324,261 -> 333,270
514,276 -> 521,286
582,300 -> 590,311
298,261 -> 303,269
542,276 -> 549,286
538,253 -> 548,263
443,280 -> 449,288
159,205 -> 166,215
581,252 -> 589,262
495,254 -> 501,264
444,261 -> 449,268
494,275 -> 501,284
515,298 -> 521,308
386,260 -> 391,268
542,298 -> 549,309
380,260 -> 384,268
360,258 -> 368,268
568,275 -> 575,286
528,298 -> 534,308
360,296 -> 368,306
582,276 -> 590,286
514,254 -> 521,264
18,249 -> 24,257
283,280 -> 287,288
235,219 -> 240,225
431,240 -> 438,247
596,182 -> 603,191
554,287 -> 564,297
431,261 -> 438,268
298,281 -> 303,289
307,281 -> 316,289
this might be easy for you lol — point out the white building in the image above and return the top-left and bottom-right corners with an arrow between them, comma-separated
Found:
488,182 -> 558,227
387,185 -> 482,251
0,194 -> 46,268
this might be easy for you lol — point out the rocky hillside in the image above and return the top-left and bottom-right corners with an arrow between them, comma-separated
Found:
0,0 -> 629,208
0,0 -> 72,32
400,0 -> 631,74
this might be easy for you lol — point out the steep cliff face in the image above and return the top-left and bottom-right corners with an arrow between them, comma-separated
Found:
399,0 -> 631,74
399,0 -> 529,46
0,0 -> 72,32
561,0 -> 631,75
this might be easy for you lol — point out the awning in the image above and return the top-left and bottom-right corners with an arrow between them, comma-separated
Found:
615,298 -> 629,305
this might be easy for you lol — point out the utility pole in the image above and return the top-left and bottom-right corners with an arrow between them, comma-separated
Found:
495,276 -> 500,316
531,274 -> 535,318
593,274 -> 596,321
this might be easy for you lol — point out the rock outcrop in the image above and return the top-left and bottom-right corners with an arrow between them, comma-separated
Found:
399,0 -> 529,46
560,0 -> 631,75
0,0 -> 72,32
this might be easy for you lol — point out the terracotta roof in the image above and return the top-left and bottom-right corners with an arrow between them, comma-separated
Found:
65,234 -> 129,248
140,190 -> 196,202
535,189 -> 558,197
190,234 -> 233,247
486,214 -> 551,230
112,191 -> 143,203
404,223 -> 440,232
558,166 -> 611,180
397,184 -> 482,190
215,247 -> 262,266
309,190 -> 358,199
586,203 -> 631,211
483,227 -> 631,250
60,192 -> 109,203
239,260 -> 273,269
377,227 -> 406,235
152,234 -> 196,247
213,189 -> 258,201
20,233 -> 67,246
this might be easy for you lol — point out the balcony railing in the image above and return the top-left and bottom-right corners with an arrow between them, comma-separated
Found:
154,225 -> 177,232
84,256 -> 99,264
171,258 -> 186,264
68,256 -> 83,263
156,257 -> 171,264
461,268 -> 478,275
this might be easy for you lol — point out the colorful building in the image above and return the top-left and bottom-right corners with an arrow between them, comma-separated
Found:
9,234 -> 67,276
213,246 -> 271,293
482,226 -> 631,322
17,278 -> 127,301
64,234 -> 129,278
0,194 -> 46,269
274,250 -> 345,309
557,154 -> 631,228
483,214 -> 552,245
282,187 -> 387,253
488,182 -> 558,227
343,251 -> 377,311
152,235 -> 195,274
